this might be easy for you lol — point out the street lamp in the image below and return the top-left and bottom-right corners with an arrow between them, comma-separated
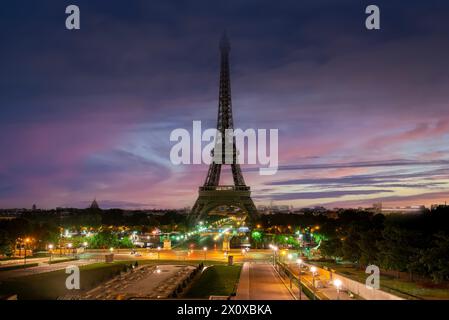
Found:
157,246 -> 161,260
67,243 -> 73,257
296,258 -> 303,300
334,279 -> 342,300
24,238 -> 30,265
310,266 -> 317,300
48,244 -> 54,263
272,246 -> 278,266
203,247 -> 208,261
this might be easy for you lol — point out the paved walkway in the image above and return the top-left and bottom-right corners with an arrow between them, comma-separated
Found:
0,257 -> 49,267
0,259 -> 97,280
285,262 -> 353,300
235,262 -> 295,300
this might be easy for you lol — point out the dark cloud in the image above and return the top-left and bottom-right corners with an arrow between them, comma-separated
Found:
247,160 -> 449,173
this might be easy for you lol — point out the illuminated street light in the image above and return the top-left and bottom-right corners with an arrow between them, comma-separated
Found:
310,266 -> 317,300
66,243 -> 73,258
334,279 -> 342,300
109,247 -> 114,252
23,238 -> 31,265
48,244 -> 54,263
271,245 -> 278,266
296,258 -> 303,300
203,246 -> 208,261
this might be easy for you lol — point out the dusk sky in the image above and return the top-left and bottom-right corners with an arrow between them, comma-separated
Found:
1,0 -> 449,210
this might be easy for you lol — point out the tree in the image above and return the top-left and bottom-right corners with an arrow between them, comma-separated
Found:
377,225 -> 421,279
0,230 -> 14,256
320,238 -> 342,260
341,224 -> 363,267
88,230 -> 119,249
119,237 -> 134,248
420,233 -> 449,283
358,229 -> 381,266
251,231 -> 263,249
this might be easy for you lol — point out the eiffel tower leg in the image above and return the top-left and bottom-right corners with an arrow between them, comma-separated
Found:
231,163 -> 246,186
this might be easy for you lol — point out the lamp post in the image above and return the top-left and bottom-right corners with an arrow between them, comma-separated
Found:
310,266 -> 317,300
203,247 -> 208,261
157,246 -> 161,260
334,279 -> 342,300
297,258 -> 303,300
24,238 -> 30,265
67,243 -> 73,257
271,245 -> 278,266
48,244 -> 54,263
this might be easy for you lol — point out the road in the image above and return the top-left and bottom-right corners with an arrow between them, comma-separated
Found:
0,257 -> 50,267
108,248 -> 273,263
235,262 -> 295,300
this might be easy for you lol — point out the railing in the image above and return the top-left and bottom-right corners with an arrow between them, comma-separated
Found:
200,185 -> 250,191
276,261 -> 321,300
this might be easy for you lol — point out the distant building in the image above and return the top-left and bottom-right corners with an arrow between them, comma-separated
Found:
32,204 -> 37,211
431,202 -> 448,211
89,199 -> 100,210
257,204 -> 293,214
381,205 -> 425,214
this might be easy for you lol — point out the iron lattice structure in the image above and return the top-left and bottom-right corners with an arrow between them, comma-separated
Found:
189,33 -> 258,224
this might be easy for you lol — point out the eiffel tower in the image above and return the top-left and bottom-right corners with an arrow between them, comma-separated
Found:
189,33 -> 258,224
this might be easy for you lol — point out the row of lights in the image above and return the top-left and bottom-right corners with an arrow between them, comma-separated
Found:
293,258 -> 343,300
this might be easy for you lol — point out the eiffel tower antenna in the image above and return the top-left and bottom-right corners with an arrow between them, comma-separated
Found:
189,33 -> 258,224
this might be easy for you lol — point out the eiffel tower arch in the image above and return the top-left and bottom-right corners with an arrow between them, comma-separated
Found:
189,33 -> 258,225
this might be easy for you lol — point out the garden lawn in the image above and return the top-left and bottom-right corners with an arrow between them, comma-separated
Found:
184,265 -> 242,298
315,262 -> 449,300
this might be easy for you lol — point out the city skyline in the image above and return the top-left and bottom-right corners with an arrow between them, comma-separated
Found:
1,1 -> 449,210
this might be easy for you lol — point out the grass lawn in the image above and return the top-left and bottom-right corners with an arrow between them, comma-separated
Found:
0,261 -> 133,300
314,262 -> 449,300
184,265 -> 242,299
